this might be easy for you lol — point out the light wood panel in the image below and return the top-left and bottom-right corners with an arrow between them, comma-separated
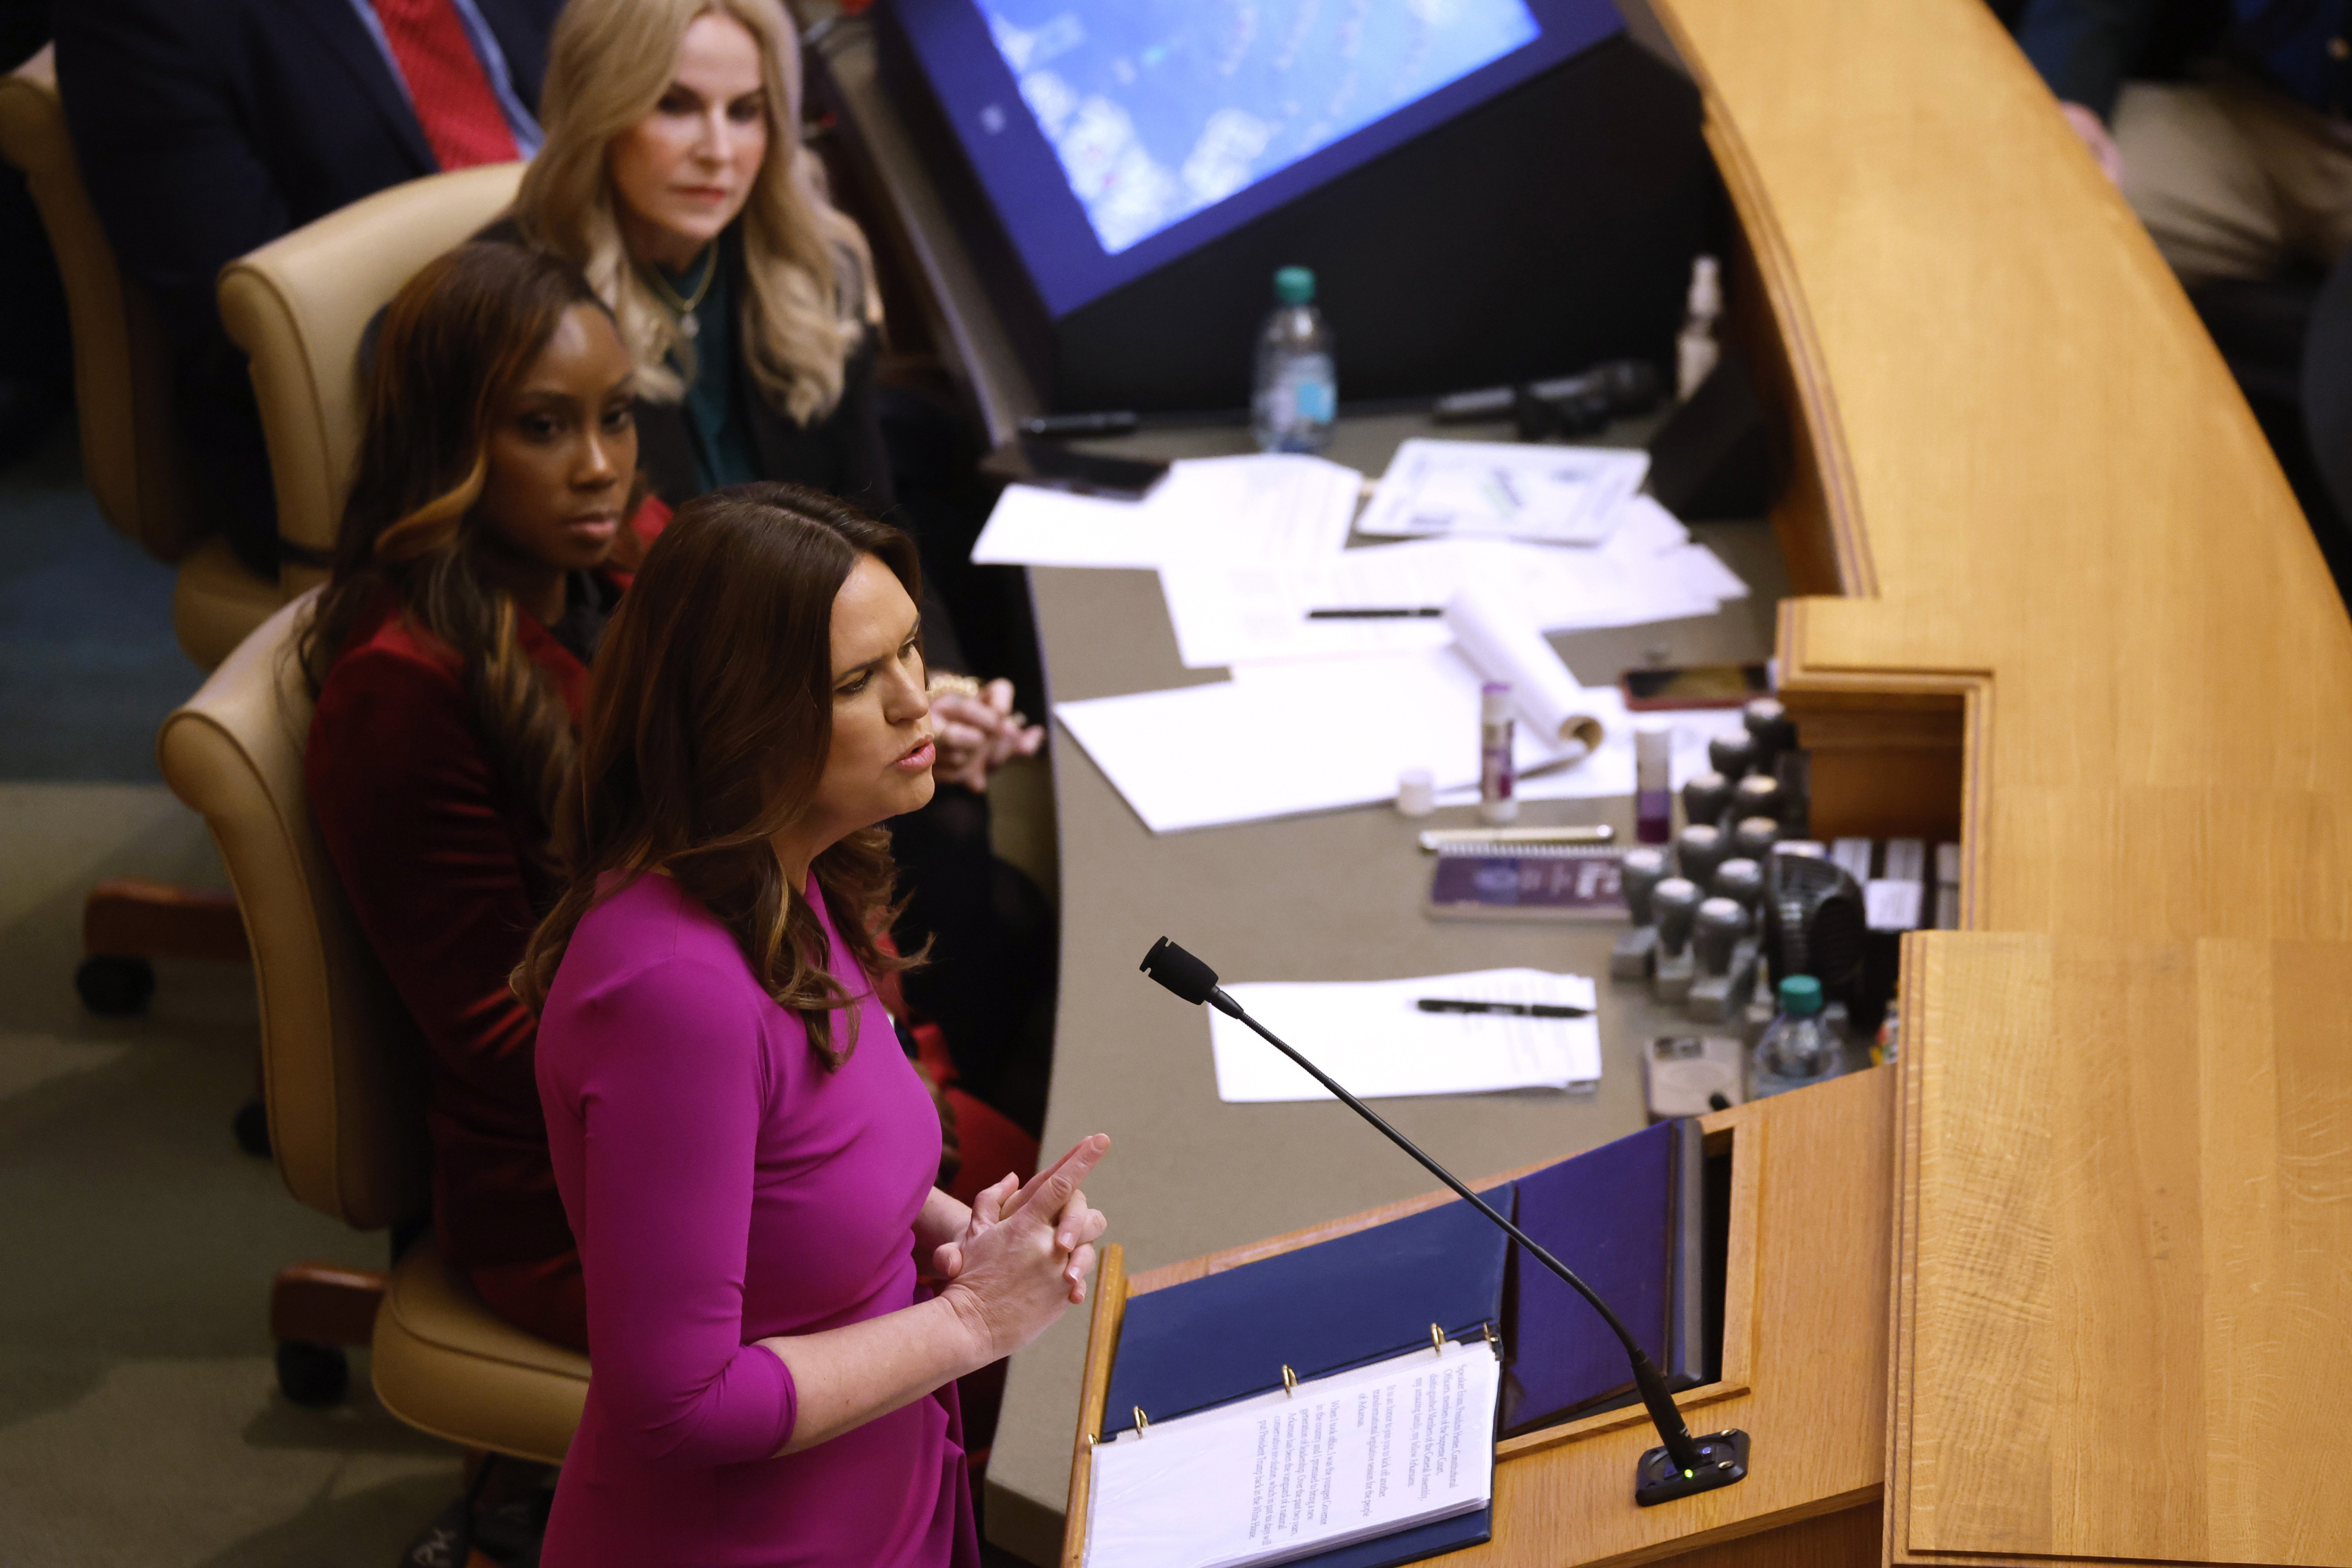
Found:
1891,934 -> 2352,1566
1648,1 -> 2352,1563
1065,1071 -> 1897,1568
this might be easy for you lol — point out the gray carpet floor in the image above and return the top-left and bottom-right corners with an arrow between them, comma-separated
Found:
0,424 -> 466,1566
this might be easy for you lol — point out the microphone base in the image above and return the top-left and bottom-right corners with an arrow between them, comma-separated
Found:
1634,1428 -> 1750,1507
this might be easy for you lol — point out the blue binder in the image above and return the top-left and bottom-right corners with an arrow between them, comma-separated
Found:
1102,1192 -> 1513,1437
1098,1194 -> 1512,1568
1500,1118 -> 1707,1435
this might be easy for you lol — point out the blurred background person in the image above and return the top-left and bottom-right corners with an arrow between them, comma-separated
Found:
53,0 -> 566,578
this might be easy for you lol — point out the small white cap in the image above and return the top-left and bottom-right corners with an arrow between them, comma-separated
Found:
1633,722 -> 1671,788
1396,768 -> 1436,817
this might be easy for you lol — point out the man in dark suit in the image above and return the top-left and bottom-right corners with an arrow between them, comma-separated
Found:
53,0 -> 566,576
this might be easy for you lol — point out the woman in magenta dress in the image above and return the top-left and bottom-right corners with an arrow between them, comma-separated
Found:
515,484 -> 1109,1566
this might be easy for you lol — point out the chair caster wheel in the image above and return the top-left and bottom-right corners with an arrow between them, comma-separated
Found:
232,1096 -> 272,1159
75,954 -> 155,1016
276,1339 -> 350,1407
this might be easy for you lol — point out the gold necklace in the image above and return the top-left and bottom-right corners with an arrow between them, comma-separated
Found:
642,246 -> 717,338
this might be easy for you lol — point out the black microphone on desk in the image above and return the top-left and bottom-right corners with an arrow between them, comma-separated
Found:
1138,936 -> 1751,1508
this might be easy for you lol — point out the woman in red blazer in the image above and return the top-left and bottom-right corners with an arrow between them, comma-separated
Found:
301,242 -> 658,1350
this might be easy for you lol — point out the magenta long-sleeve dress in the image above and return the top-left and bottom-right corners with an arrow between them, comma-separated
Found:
535,871 -> 981,1568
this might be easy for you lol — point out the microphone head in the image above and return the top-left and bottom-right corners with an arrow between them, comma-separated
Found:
1140,937 -> 1221,1005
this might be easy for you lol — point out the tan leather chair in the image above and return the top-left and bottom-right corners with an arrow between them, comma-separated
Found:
160,595 -> 588,1464
219,161 -> 523,580
0,45 -> 284,671
0,45 -> 270,1012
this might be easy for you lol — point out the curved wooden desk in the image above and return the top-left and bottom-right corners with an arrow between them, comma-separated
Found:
812,1 -> 2352,1561
1656,0 -> 2352,1564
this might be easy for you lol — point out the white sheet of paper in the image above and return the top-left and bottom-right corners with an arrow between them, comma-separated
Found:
1208,969 -> 1601,1103
1054,649 -> 1583,835
1083,1343 -> 1500,1568
972,454 -> 1360,570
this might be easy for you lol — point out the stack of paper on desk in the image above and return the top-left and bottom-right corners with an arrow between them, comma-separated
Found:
1157,495 -> 1747,669
1083,1341 -> 1501,1568
970,453 -> 1360,570
1054,646 -> 1588,834
1207,969 -> 1601,1102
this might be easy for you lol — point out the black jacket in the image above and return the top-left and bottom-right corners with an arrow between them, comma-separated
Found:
54,0 -> 564,573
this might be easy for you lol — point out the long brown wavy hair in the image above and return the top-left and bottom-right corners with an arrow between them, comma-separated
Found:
514,483 -> 920,1067
303,243 -> 632,867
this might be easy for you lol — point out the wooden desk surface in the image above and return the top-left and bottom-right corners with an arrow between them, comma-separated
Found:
1649,0 -> 2352,1563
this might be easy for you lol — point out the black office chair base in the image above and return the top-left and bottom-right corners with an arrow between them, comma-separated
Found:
275,1339 -> 351,1407
232,1095 -> 272,1159
74,953 -> 156,1016
1635,1428 -> 1749,1506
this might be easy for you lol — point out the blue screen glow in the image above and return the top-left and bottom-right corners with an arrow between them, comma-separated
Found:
984,1 -> 1545,255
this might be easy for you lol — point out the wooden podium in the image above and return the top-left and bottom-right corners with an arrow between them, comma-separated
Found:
802,0 -> 2352,1556
1063,1069 -> 1895,1568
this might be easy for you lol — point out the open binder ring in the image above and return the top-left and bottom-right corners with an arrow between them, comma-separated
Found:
1281,1364 -> 1298,1397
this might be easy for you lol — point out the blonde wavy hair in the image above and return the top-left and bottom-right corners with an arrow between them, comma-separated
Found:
511,0 -> 880,425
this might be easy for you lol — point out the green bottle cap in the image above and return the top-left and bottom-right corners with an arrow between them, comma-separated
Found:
1776,974 -> 1824,1015
1274,266 -> 1316,304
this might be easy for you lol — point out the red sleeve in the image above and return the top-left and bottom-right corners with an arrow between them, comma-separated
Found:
307,641 -> 545,1121
630,493 -> 672,545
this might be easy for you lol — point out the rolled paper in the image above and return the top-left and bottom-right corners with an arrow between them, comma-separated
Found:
1443,586 -> 1606,755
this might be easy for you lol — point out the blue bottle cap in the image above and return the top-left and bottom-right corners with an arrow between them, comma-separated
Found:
1274,266 -> 1316,304
1776,974 -> 1824,1015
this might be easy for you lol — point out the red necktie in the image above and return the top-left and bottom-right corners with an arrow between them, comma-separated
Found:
371,0 -> 521,171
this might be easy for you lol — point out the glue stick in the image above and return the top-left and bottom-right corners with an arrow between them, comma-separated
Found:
1634,722 -> 1672,844
1479,682 -> 1517,824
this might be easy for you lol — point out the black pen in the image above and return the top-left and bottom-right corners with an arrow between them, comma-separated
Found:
1305,606 -> 1446,620
1416,998 -> 1593,1018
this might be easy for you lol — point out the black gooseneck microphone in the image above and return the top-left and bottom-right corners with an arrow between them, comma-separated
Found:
1140,936 -> 1750,1508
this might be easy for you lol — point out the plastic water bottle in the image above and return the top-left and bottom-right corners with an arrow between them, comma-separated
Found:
1252,266 -> 1336,454
1749,974 -> 1843,1098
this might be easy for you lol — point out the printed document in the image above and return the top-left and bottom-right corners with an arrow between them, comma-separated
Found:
1207,969 -> 1601,1102
1083,1341 -> 1500,1568
1357,439 -> 1648,544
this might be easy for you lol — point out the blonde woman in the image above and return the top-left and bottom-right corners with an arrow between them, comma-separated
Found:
503,0 -> 887,517
493,0 -> 1062,1166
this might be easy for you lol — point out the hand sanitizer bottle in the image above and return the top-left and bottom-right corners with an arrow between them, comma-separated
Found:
1252,266 -> 1336,454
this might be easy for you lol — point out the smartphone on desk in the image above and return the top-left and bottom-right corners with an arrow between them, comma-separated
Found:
1620,661 -> 1771,710
999,437 -> 1171,501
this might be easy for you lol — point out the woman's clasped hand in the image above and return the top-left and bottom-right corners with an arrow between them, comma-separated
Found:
931,1135 -> 1112,1354
929,678 -> 1044,794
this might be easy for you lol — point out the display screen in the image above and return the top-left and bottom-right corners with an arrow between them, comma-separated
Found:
987,0 -> 1544,256
892,0 -> 1624,316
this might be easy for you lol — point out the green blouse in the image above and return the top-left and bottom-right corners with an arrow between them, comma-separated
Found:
661,230 -> 760,493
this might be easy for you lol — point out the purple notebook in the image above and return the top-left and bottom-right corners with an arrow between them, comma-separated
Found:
1499,1119 -> 1707,1436
1426,847 -> 1627,921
